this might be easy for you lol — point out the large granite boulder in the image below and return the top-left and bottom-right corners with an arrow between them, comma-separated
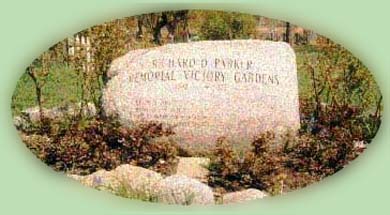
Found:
103,40 -> 300,148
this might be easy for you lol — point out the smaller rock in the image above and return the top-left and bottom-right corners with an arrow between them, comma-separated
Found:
112,164 -> 163,200
68,164 -> 163,201
68,169 -> 121,193
175,157 -> 210,183
222,189 -> 267,204
353,140 -> 366,150
13,116 -> 29,131
19,102 -> 96,125
22,106 -> 62,123
152,175 -> 214,205
69,102 -> 96,117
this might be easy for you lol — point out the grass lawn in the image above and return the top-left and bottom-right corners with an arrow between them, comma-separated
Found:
12,65 -> 92,116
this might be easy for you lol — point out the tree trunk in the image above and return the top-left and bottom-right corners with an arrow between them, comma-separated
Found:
310,66 -> 320,119
27,70 -> 44,125
183,18 -> 189,42
285,22 -> 291,44
136,17 -> 143,39
166,20 -> 178,43
97,63 -> 109,119
153,13 -> 168,45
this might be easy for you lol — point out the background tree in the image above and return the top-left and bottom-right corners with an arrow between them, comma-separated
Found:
136,11 -> 189,44
26,53 -> 50,127
303,41 -> 382,141
285,22 -> 291,43
84,19 -> 136,116
199,11 -> 256,40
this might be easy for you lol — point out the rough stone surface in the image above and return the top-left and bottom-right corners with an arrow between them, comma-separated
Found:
222,188 -> 267,204
68,169 -> 121,193
68,164 -> 163,199
22,106 -> 62,122
175,157 -> 210,183
17,103 -> 96,124
152,175 -> 214,205
13,116 -> 30,131
103,40 -> 300,147
113,164 -> 163,199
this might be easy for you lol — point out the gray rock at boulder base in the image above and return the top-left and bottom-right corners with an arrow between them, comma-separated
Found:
68,164 -> 163,200
113,164 -> 163,200
222,188 -> 268,204
175,157 -> 210,183
68,169 -> 122,193
19,102 -> 96,123
152,175 -> 215,205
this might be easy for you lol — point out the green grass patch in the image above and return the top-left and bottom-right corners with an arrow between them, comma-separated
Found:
12,65 -> 93,116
